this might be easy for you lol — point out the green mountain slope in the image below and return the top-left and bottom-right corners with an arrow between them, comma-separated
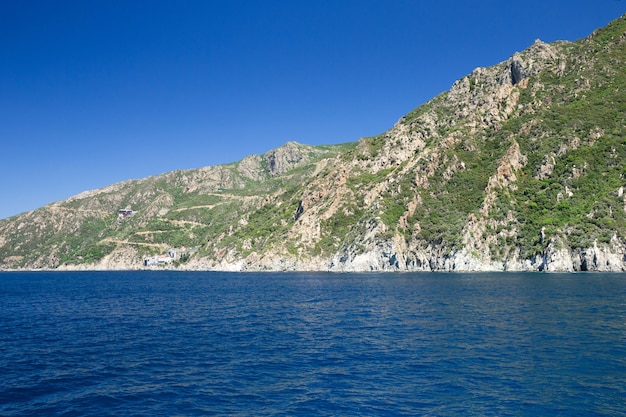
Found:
0,142 -> 353,269
2,15 -> 625,272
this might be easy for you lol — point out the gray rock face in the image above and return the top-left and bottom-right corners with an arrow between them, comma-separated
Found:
237,154 -> 266,181
507,40 -> 559,86
264,141 -> 315,177
510,53 -> 526,85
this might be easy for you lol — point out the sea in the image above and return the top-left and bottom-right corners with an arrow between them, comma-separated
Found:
1,271 -> 625,416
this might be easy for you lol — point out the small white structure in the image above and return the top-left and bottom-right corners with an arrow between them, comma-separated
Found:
143,248 -> 177,267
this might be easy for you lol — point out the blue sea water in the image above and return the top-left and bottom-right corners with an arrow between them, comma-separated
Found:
0,271 -> 625,416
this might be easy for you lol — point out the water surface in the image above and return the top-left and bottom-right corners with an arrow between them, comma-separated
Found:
1,271 -> 625,416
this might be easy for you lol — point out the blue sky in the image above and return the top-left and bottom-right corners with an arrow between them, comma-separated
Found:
1,0 -> 624,220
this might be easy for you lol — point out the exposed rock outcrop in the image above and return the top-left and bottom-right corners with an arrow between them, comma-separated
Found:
264,141 -> 317,177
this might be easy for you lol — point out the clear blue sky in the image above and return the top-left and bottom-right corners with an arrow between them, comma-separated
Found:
1,0 -> 624,219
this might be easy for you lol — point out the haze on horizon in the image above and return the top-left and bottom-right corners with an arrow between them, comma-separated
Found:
1,0 -> 624,220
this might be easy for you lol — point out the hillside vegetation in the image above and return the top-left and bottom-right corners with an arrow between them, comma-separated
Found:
1,15 -> 625,272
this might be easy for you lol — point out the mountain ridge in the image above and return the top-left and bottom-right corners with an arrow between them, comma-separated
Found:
2,14 -> 626,272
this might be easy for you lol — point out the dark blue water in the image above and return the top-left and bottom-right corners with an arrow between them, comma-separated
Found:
1,271 -> 625,416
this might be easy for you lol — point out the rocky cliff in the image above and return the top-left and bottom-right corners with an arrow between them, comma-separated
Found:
2,15 -> 626,272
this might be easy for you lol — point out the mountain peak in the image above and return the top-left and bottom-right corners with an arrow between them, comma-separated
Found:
263,141 -> 315,177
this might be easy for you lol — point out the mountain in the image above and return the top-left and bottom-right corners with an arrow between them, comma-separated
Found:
2,15 -> 626,272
